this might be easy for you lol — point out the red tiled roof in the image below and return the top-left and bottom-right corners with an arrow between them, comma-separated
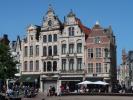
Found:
76,18 -> 91,39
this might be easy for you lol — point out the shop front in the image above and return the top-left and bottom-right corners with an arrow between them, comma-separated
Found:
59,77 -> 83,92
41,76 -> 58,94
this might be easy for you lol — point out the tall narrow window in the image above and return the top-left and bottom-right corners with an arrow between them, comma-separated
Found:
53,61 -> 57,71
69,59 -> 74,71
30,61 -> 33,71
96,48 -> 101,58
77,43 -> 82,53
36,45 -> 39,56
105,48 -> 109,58
96,63 -> 101,73
69,44 -> 74,54
47,61 -> 52,71
48,46 -> 52,56
88,48 -> 93,58
24,61 -> 27,71
43,46 -> 47,56
88,63 -> 93,73
35,60 -> 39,71
43,35 -> 47,43
48,35 -> 52,42
77,58 -> 82,70
30,46 -> 33,56
104,64 -> 108,73
53,34 -> 57,41
53,45 -> 57,55
69,27 -> 74,36
62,59 -> 66,71
62,44 -> 66,54
43,62 -> 46,72
24,46 -> 28,57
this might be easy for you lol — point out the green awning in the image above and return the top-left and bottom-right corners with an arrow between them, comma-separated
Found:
20,75 -> 39,82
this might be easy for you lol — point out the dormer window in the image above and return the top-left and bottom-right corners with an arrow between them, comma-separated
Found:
95,37 -> 101,44
30,35 -> 33,40
48,20 -> 52,26
69,27 -> 74,36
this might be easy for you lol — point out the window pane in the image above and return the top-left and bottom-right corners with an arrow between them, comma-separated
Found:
96,63 -> 101,73
69,44 -> 74,54
53,61 -> 57,71
69,59 -> 74,71
96,48 -> 101,58
48,35 -> 52,42
43,62 -> 46,72
77,43 -> 82,53
88,48 -> 93,58
77,58 -> 82,70
24,46 -> 28,57
36,60 -> 39,71
47,62 -> 52,71
48,46 -> 52,56
24,61 -> 27,71
43,46 -> 47,56
62,44 -> 66,54
95,37 -> 100,43
36,45 -> 39,56
54,45 -> 57,55
53,34 -> 57,41
62,59 -> 66,71
30,61 -> 33,71
43,35 -> 47,42
88,63 -> 93,73
69,27 -> 74,36
30,46 -> 33,56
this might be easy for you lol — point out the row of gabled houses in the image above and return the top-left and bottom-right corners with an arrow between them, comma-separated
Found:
8,6 -> 117,94
117,49 -> 133,90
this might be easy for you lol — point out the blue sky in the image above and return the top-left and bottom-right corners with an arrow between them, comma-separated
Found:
0,0 -> 133,65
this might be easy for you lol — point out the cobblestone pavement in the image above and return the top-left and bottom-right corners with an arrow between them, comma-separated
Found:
22,93 -> 133,100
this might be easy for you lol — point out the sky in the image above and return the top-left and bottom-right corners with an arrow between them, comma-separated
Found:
0,0 -> 133,65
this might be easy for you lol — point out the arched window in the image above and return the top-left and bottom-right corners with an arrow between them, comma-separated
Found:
48,35 -> 52,42
43,62 -> 46,72
48,20 -> 52,26
30,46 -> 33,56
43,46 -> 47,56
53,61 -> 57,71
30,61 -> 33,71
69,27 -> 74,36
53,34 -> 57,41
43,35 -> 47,42
48,46 -> 52,56
24,46 -> 28,57
24,61 -> 27,71
53,45 -> 57,55
47,61 -> 52,71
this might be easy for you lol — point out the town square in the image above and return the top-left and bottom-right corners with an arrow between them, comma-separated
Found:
0,0 -> 133,100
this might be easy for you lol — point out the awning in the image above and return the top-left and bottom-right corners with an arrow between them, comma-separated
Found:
20,75 -> 39,82
78,81 -> 94,85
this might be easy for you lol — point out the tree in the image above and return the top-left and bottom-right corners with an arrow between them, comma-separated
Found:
0,43 -> 17,81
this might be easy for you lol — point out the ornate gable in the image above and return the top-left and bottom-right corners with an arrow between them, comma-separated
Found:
41,5 -> 62,31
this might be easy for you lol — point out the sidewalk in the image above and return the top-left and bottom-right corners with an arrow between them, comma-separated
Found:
22,92 -> 47,100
